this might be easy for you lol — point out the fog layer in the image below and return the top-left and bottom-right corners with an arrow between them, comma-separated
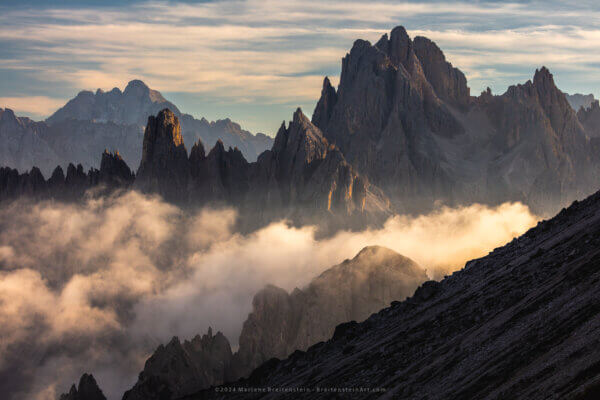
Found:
0,192 -> 537,399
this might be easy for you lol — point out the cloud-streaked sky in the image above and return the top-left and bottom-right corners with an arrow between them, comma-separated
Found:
1,0 -> 600,134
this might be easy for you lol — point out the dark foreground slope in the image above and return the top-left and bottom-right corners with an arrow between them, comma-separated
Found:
192,192 -> 600,399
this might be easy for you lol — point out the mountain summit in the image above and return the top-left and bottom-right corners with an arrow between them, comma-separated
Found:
0,80 -> 272,175
313,26 -> 599,215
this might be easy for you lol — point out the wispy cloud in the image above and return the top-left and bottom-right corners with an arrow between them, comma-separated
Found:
0,0 -> 599,131
0,96 -> 66,118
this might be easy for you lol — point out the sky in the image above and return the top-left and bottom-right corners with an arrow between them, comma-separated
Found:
1,0 -> 600,135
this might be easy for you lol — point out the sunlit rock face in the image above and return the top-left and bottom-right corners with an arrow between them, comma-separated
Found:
246,108 -> 388,221
313,26 -> 600,216
120,246 -> 427,400
135,108 -> 190,202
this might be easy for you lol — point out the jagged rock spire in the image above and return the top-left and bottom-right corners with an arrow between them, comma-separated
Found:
312,76 -> 338,130
135,108 -> 190,202
59,373 -> 106,400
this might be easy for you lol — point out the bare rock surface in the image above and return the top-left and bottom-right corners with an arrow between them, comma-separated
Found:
122,246 -> 426,400
232,246 -> 427,378
313,26 -> 600,215
122,329 -> 233,400
193,187 -> 600,399
135,108 -> 190,202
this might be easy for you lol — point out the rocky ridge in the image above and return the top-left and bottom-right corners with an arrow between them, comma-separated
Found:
0,108 -> 390,227
192,186 -> 600,399
0,80 -> 272,175
121,246 -> 427,400
313,26 -> 600,215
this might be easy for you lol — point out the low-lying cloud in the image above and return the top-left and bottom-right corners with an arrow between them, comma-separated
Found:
0,192 -> 537,399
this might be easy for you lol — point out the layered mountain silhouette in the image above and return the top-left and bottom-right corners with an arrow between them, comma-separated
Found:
4,27 -> 600,217
0,80 -> 271,175
312,26 -> 600,215
121,246 -> 426,400
186,171 -> 600,399
21,25 -> 600,400
1,108 -> 389,226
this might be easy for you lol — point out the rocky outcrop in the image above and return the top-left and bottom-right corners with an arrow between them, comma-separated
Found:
311,77 -> 337,130
476,67 -> 594,213
412,35 -> 470,110
189,139 -> 250,204
312,26 -> 600,215
99,150 -> 135,188
232,246 -> 427,378
247,108 -> 390,225
123,329 -> 233,400
135,109 -> 190,202
59,374 -> 106,400
578,100 -> 600,137
566,93 -> 596,111
0,158 -> 133,202
0,108 -> 388,227
123,246 -> 426,399
198,180 -> 600,400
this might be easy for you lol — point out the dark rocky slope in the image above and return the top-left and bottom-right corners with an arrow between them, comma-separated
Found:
0,80 -> 271,175
193,187 -> 600,399
122,246 -> 426,400
313,26 -> 600,215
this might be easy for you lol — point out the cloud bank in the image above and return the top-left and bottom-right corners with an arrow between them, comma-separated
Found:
0,192 -> 537,399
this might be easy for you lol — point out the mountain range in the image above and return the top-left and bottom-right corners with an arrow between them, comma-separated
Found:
0,107 -> 390,229
310,27 -> 600,215
183,181 -> 600,399
4,27 -> 600,217
61,246 -> 428,400
5,25 -> 600,399
0,80 -> 272,176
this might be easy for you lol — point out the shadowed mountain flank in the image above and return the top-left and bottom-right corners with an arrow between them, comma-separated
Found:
122,246 -> 426,400
193,189 -> 600,399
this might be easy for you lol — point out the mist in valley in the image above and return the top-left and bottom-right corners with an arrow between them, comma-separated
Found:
0,192 -> 538,399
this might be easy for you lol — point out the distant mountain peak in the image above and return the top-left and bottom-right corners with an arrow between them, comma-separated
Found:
59,373 -> 106,400
533,66 -> 555,88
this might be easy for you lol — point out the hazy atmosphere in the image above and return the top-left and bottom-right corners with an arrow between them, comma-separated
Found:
0,193 -> 536,399
1,0 -> 600,133
2,1 -> 600,399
